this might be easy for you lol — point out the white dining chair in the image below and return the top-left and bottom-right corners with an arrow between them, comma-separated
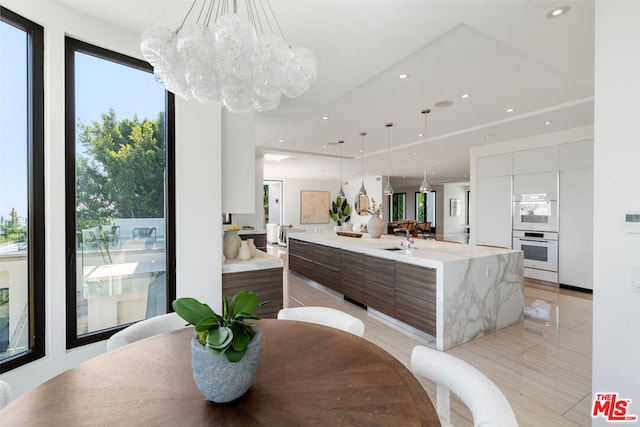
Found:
106,312 -> 187,351
411,345 -> 518,427
0,380 -> 11,409
277,306 -> 365,337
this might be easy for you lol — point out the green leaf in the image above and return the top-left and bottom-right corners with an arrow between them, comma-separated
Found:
329,211 -> 338,222
228,290 -> 259,318
224,347 -> 247,362
207,326 -> 233,350
172,298 -> 218,326
336,196 -> 342,207
344,215 -> 351,223
194,316 -> 219,332
229,325 -> 250,352
341,198 -> 348,211
233,312 -> 260,321
343,205 -> 351,216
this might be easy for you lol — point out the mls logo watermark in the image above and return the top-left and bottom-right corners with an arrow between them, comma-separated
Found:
592,393 -> 638,422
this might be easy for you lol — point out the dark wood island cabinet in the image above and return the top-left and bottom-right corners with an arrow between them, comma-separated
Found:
289,236 -> 436,336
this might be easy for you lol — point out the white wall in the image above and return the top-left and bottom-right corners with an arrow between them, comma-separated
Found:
593,2 -> 640,421
0,0 -> 223,399
441,183 -> 469,235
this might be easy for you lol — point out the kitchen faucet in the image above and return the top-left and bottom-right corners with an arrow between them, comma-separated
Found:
394,228 -> 415,248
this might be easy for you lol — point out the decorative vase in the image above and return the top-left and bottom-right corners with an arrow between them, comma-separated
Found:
237,240 -> 252,260
367,215 -> 384,239
247,238 -> 256,258
223,230 -> 241,259
190,328 -> 262,403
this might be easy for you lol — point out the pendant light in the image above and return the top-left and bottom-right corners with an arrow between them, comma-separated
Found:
337,140 -> 345,198
384,123 -> 394,196
419,109 -> 432,194
354,132 -> 370,215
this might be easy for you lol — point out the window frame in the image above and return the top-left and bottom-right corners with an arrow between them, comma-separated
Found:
64,37 -> 176,349
0,7 -> 45,373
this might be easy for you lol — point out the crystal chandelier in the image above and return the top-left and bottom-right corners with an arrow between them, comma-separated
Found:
383,123 -> 394,196
419,109 -> 432,193
140,0 -> 318,113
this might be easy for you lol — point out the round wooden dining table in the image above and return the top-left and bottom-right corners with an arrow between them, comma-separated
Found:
0,319 -> 440,426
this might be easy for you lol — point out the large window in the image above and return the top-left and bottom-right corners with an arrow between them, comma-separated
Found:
415,191 -> 436,230
390,193 -> 406,221
65,38 -> 175,348
0,7 -> 45,372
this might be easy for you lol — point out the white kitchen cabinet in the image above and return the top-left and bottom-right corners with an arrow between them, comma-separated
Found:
559,140 -> 594,170
477,153 -> 513,178
221,110 -> 256,213
559,167 -> 593,290
513,171 -> 558,199
513,146 -> 558,175
476,176 -> 512,248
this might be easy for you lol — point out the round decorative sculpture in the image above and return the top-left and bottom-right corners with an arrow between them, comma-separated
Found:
223,229 -> 241,259
190,328 -> 262,403
367,215 -> 384,239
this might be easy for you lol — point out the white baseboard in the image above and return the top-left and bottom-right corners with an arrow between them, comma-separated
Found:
524,267 -> 558,283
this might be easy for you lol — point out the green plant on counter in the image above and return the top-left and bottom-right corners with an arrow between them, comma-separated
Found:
172,290 -> 265,362
330,196 -> 351,226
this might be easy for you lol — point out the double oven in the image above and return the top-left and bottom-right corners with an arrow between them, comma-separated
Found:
512,190 -> 558,281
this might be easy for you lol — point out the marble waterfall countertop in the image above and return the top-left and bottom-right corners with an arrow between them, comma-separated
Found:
287,231 -> 520,267
222,250 -> 283,274
288,231 -> 524,351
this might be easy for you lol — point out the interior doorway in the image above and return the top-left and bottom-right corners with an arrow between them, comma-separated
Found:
263,180 -> 283,225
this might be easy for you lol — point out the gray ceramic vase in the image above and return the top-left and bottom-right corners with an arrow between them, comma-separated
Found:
190,328 -> 262,403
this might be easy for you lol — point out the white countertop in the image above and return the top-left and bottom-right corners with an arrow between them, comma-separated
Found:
288,231 -> 519,269
238,229 -> 266,235
222,249 -> 283,274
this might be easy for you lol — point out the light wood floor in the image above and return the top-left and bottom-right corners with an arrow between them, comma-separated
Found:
284,273 -> 592,426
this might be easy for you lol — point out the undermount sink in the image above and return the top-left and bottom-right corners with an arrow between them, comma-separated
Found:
384,246 -> 405,251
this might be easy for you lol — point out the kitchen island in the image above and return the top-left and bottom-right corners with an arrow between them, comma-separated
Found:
288,232 -> 523,350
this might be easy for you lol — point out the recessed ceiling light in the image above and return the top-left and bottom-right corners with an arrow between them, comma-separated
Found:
397,73 -> 409,79
412,152 -> 419,156
418,133 -> 423,137
485,134 -> 492,139
506,108 -> 515,113
461,93 -> 470,99
435,100 -> 453,108
321,116 -> 329,120
322,145 -> 327,149
544,120 -> 553,125
278,139 -> 284,143
547,6 -> 570,19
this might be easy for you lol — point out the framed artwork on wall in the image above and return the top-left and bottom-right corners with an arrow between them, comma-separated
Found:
300,191 -> 330,224
450,199 -> 461,217
222,213 -> 232,224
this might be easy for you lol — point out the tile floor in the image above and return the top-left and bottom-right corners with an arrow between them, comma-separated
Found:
285,272 -> 593,427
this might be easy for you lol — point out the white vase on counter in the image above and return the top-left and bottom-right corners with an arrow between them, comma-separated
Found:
237,240 -> 252,261
367,215 -> 384,239
223,229 -> 241,259
247,238 -> 256,258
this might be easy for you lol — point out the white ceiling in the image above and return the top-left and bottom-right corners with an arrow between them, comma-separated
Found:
57,0 -> 595,188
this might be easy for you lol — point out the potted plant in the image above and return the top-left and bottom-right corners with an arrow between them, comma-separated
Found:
172,290 -> 265,403
329,196 -> 351,229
